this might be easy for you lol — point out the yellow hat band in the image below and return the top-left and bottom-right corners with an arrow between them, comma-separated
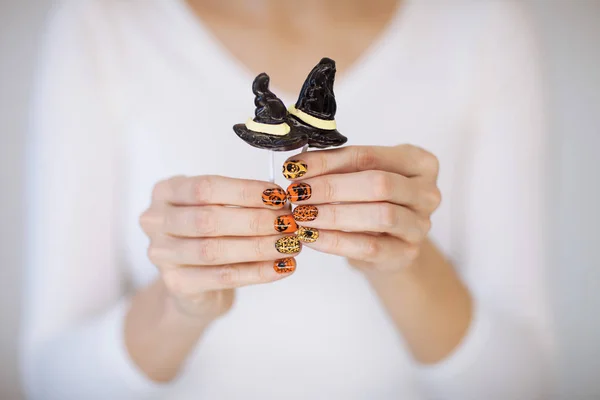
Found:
288,106 -> 337,130
245,118 -> 291,136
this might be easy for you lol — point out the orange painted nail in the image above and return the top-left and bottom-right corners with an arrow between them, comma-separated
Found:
274,215 -> 298,233
286,183 -> 312,202
262,188 -> 287,207
293,205 -> 318,222
273,258 -> 296,274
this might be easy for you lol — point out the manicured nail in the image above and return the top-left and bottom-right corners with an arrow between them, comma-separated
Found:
274,215 -> 298,233
262,188 -> 287,207
275,235 -> 301,254
273,258 -> 296,274
293,205 -> 318,222
282,160 -> 308,179
297,226 -> 319,243
286,183 -> 312,202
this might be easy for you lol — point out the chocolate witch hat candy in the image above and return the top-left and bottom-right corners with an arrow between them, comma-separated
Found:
288,57 -> 347,149
233,73 -> 308,151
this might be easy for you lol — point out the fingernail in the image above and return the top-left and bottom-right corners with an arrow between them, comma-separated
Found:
273,258 -> 296,274
293,205 -> 318,222
274,215 -> 298,233
297,226 -> 319,243
262,188 -> 287,207
275,235 -> 301,254
286,183 -> 312,202
282,160 -> 308,179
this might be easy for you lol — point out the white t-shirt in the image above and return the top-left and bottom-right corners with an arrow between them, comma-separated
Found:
21,1 -> 554,399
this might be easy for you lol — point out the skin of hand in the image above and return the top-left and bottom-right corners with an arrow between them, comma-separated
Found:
126,175 -> 302,382
283,145 -> 473,363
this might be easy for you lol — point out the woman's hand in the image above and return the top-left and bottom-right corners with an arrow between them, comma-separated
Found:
283,145 -> 441,275
283,145 -> 471,364
139,175 -> 302,322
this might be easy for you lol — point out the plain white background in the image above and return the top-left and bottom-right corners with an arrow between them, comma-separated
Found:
0,1 -> 598,399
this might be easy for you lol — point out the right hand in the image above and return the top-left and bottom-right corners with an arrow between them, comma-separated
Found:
139,175 -> 301,323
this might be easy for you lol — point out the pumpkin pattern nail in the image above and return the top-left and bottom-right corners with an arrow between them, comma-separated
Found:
297,226 -> 319,243
262,188 -> 287,207
282,160 -> 308,179
273,258 -> 296,274
293,205 -> 318,222
274,215 -> 298,233
275,235 -> 301,254
286,183 -> 312,202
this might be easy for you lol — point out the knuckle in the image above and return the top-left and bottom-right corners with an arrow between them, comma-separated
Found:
372,172 -> 393,200
139,209 -> 157,234
377,203 -> 398,228
424,186 -> 442,211
162,269 -> 187,295
319,153 -> 329,174
417,148 -> 439,176
192,208 -> 217,236
328,232 -> 342,253
193,176 -> 214,204
248,212 -> 262,235
363,237 -> 381,260
240,183 -> 252,203
354,146 -> 377,171
147,243 -> 164,265
151,179 -> 169,201
197,238 -> 220,264
253,237 -> 266,259
405,220 -> 429,244
323,178 -> 336,202
328,205 -> 338,226
404,244 -> 421,262
218,265 -> 239,285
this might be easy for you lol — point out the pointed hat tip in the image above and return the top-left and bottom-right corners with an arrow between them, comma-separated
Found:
319,57 -> 336,67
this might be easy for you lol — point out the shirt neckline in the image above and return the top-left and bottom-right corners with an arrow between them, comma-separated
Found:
162,0 -> 413,105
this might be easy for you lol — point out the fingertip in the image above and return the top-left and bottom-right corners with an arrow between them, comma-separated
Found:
273,257 -> 297,275
282,159 -> 308,180
261,187 -> 288,208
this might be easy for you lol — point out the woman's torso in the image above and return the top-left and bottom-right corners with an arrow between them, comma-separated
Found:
93,0 -> 485,397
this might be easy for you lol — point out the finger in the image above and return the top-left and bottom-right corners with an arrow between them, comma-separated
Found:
159,206 -> 298,237
283,145 -> 439,180
286,171 -> 439,213
149,234 -> 302,266
162,258 -> 296,292
302,229 -> 419,268
292,203 -> 429,244
152,175 -> 287,209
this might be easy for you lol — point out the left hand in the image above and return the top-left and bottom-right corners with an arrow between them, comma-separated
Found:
282,145 -> 441,273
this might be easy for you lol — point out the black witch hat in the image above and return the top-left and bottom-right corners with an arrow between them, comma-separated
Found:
233,73 -> 308,151
288,58 -> 347,148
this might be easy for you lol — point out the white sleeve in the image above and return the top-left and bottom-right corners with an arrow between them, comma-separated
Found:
20,2 -> 169,399
415,4 -> 555,399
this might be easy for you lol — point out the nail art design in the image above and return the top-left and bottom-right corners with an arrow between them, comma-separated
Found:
275,235 -> 301,254
292,205 -> 318,222
262,188 -> 287,207
274,215 -> 298,233
297,226 -> 319,243
273,258 -> 296,274
282,160 -> 308,179
286,183 -> 312,202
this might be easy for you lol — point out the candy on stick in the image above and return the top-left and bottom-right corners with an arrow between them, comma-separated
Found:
233,58 -> 347,181
289,57 -> 347,149
233,72 -> 307,152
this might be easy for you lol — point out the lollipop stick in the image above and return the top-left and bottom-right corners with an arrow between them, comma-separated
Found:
268,150 -> 275,183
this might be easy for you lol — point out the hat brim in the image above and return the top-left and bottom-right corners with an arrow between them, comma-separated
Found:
233,124 -> 308,152
288,115 -> 348,149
